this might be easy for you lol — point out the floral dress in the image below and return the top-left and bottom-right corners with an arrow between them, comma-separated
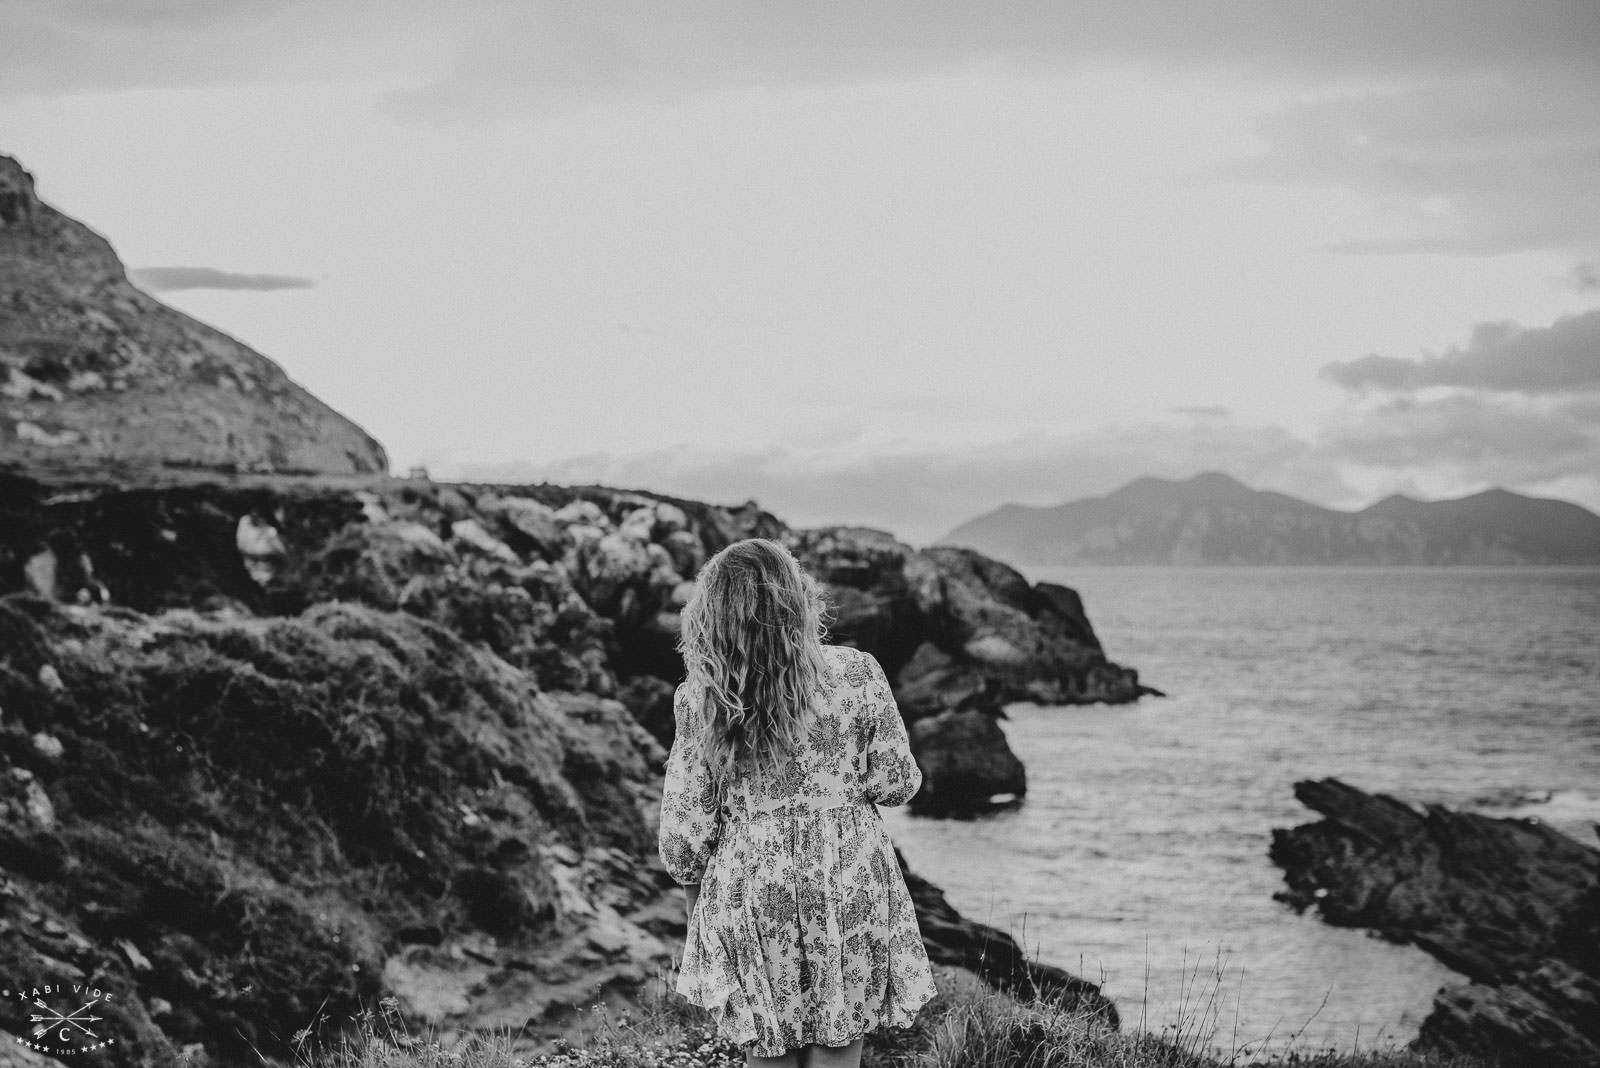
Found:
658,644 -> 938,1057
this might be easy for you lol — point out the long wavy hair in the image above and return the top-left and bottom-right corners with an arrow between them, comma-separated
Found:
677,537 -> 831,785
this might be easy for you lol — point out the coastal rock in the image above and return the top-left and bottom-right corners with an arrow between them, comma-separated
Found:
1271,777 -> 1600,1066
907,709 -> 1026,814
2,475 -> 1152,812
790,527 -> 1154,721
0,155 -> 386,477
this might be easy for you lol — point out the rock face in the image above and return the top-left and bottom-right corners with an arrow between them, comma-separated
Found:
1271,778 -> 1600,1067
908,710 -> 1026,814
2,476 -> 1151,820
0,155 -> 386,476
792,528 -> 1151,717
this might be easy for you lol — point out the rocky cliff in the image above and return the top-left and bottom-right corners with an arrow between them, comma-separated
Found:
0,469 -> 1129,1065
0,151 -> 1139,1064
0,155 -> 386,476
1271,778 -> 1600,1067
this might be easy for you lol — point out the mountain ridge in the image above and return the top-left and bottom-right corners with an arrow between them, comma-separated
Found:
943,472 -> 1600,566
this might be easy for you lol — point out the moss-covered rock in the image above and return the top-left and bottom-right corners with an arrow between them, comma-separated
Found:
0,595 -> 672,1065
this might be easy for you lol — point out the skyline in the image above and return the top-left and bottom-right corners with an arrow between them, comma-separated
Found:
4,2 -> 1598,544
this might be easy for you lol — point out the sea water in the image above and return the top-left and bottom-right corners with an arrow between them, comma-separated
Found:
881,566 -> 1600,1054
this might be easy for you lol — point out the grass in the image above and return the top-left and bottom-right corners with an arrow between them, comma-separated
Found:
282,964 -> 1492,1068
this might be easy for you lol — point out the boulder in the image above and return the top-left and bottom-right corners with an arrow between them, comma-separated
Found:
908,710 -> 1026,814
1271,778 -> 1600,1066
790,527 -> 1155,722
487,495 -> 568,559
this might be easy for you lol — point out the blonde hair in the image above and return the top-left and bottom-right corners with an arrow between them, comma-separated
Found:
677,537 -> 830,784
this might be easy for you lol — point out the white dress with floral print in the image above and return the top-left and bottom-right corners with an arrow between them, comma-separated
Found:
658,644 -> 938,1057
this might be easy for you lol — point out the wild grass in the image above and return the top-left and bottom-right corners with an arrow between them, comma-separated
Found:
281,962 -> 1490,1068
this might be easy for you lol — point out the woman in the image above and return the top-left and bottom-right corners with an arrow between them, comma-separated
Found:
658,538 -> 937,1068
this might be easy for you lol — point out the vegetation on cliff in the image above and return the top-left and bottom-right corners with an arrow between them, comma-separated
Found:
282,965 -> 1487,1068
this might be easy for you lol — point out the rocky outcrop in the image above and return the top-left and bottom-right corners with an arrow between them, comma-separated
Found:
2,474 -> 1151,771
792,528 -> 1152,718
793,526 -> 1154,815
0,155 -> 386,476
1271,778 -> 1600,1067
908,710 -> 1026,814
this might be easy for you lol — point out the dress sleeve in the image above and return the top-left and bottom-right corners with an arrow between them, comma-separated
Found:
658,682 -> 723,885
861,652 -> 923,807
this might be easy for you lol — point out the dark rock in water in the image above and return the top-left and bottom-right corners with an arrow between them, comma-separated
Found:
0,155 -> 386,477
897,847 -> 1118,1026
908,709 -> 1026,814
1272,777 -> 1600,1067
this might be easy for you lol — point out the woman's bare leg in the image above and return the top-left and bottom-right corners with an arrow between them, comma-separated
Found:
800,1039 -> 863,1068
745,1050 -> 800,1068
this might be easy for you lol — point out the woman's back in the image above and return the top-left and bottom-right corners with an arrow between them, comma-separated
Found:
660,641 -> 935,1060
699,644 -> 921,822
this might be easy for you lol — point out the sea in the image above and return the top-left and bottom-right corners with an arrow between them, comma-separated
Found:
880,566 -> 1600,1056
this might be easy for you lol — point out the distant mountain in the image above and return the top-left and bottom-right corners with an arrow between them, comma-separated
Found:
942,472 -> 1600,565
0,154 -> 386,476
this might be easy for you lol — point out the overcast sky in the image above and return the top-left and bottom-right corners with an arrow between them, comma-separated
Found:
5,1 -> 1598,543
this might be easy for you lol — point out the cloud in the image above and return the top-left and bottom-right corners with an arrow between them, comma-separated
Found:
1214,70 -> 1600,257
369,2 -> 1600,119
1320,309 -> 1600,394
129,266 -> 316,293
8,2 -> 1595,262
0,0 -> 423,98
1172,405 -> 1230,418
1321,393 -> 1600,485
